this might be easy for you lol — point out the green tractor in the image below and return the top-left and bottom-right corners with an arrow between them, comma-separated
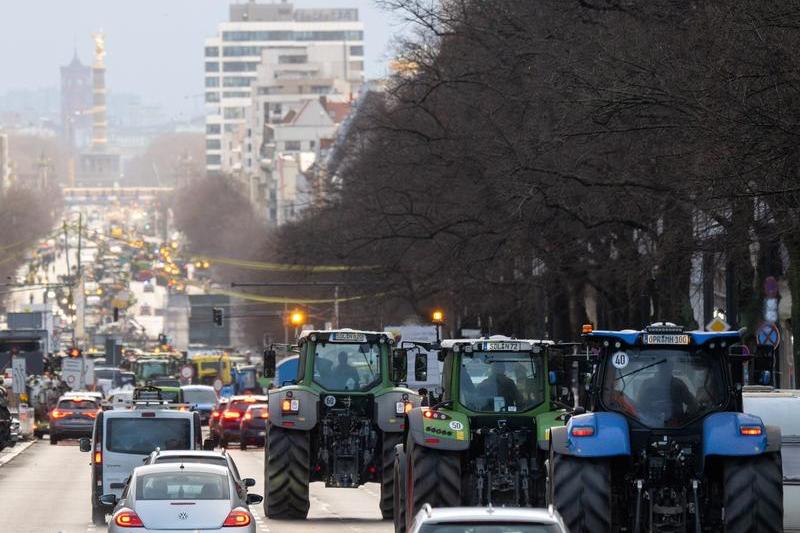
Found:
394,336 -> 567,532
263,329 -> 421,519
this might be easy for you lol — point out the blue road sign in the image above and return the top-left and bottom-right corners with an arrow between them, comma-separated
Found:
757,322 -> 780,347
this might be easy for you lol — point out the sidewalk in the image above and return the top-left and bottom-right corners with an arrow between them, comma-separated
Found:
0,439 -> 36,467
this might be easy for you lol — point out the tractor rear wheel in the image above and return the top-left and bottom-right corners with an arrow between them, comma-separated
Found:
393,445 -> 406,533
723,452 -> 783,533
551,453 -> 612,533
380,432 -> 403,519
264,426 -> 310,519
407,438 -> 461,521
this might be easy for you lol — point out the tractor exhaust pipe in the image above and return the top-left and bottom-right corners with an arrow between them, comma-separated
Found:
633,479 -> 643,533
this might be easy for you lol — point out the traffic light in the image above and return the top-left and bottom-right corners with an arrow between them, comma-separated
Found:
432,309 -> 445,324
289,310 -> 305,327
212,307 -> 223,327
68,347 -> 82,358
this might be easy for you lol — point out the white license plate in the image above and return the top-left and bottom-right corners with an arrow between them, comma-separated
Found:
645,334 -> 689,345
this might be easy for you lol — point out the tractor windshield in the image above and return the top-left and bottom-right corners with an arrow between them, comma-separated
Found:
600,348 -> 727,428
312,342 -> 381,392
459,352 -> 545,413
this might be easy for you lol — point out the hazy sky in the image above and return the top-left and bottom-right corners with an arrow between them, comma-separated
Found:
0,0 -> 402,119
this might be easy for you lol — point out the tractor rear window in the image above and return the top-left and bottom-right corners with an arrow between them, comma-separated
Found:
312,342 -> 381,392
459,352 -> 545,413
600,348 -> 726,428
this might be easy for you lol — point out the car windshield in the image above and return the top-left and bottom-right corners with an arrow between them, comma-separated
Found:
58,399 -> 98,410
136,471 -> 230,500
312,342 -> 381,392
419,523 -> 562,533
600,348 -> 727,428
155,456 -> 227,468
106,418 -> 191,454
459,352 -> 545,413
183,389 -> 217,405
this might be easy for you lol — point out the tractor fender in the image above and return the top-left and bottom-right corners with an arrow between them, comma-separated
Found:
702,412 -> 773,457
405,408 -> 469,451
555,412 -> 631,458
373,388 -> 420,433
267,387 -> 319,431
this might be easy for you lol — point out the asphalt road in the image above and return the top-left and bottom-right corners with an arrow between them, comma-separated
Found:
0,439 -> 392,533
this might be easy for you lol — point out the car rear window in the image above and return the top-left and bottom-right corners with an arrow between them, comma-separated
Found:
136,471 -> 230,500
58,399 -> 98,410
419,524 -> 562,533
155,456 -> 227,468
106,418 -> 191,454
230,398 -> 266,411
249,407 -> 267,418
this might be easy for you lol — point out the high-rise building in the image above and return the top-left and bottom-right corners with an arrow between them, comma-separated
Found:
204,0 -> 364,176
60,51 -> 93,147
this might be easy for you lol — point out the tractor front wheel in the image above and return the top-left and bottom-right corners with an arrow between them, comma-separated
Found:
550,453 -> 612,533
723,452 -> 783,533
264,426 -> 310,519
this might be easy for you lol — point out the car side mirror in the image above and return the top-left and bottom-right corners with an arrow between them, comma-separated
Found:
202,438 -> 215,451
391,348 -> 408,383
243,478 -> 256,488
79,437 -> 91,452
246,493 -> 263,505
99,494 -> 117,507
414,352 -> 428,382
263,349 -> 276,378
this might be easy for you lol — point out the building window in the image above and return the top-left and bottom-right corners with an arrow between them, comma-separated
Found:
205,77 -> 220,87
223,46 -> 262,56
206,154 -> 221,165
206,139 -> 221,150
223,61 -> 259,72
350,45 -> 364,56
223,76 -> 254,87
311,85 -> 330,95
284,141 -> 301,151
223,107 -> 245,119
221,30 -> 363,42
349,60 -> 364,72
222,30 -> 293,42
222,91 -> 250,98
294,30 -> 364,41
205,92 -> 220,103
279,55 -> 307,64
206,124 -> 221,135
205,46 -> 219,57
205,62 -> 220,72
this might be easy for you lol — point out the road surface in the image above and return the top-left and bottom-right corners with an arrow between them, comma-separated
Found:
0,439 -> 392,533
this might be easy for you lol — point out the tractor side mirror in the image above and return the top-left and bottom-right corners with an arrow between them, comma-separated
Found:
392,349 -> 408,384
414,352 -> 428,382
263,349 -> 276,378
548,371 -> 557,385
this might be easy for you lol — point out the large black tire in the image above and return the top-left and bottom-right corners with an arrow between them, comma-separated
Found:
91,504 -> 105,525
723,452 -> 783,533
407,438 -> 461,522
380,432 -> 403,520
264,426 -> 310,519
551,453 -> 612,533
393,445 -> 406,533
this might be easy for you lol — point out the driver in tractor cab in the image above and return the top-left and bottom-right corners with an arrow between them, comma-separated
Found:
476,362 -> 523,410
330,350 -> 360,389
636,358 -> 699,426
602,365 -> 637,416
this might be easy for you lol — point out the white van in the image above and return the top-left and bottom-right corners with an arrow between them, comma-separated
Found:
743,387 -> 800,532
80,406 -> 203,525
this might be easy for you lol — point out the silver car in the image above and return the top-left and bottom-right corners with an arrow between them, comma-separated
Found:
409,505 -> 568,533
101,462 -> 261,532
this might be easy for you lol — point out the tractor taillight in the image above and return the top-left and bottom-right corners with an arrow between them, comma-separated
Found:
571,427 -> 594,437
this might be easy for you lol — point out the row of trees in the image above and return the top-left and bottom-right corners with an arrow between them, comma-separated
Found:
265,1 -> 800,361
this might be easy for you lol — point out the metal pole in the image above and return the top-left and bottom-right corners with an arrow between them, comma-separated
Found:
283,302 -> 288,345
334,285 -> 339,329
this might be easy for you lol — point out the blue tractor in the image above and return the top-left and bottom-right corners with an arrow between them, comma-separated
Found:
548,322 -> 783,533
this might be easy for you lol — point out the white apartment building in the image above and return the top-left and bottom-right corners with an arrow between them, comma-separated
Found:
204,1 -> 364,175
